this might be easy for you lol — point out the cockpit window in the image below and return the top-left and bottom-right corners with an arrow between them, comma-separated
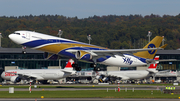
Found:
14,33 -> 20,35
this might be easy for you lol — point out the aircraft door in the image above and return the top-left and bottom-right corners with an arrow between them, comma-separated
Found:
26,32 -> 30,40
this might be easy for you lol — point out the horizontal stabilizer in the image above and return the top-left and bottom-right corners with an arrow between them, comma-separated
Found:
160,44 -> 168,49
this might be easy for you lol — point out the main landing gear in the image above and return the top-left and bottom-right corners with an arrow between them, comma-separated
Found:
72,59 -> 100,71
72,64 -> 81,71
90,63 -> 100,71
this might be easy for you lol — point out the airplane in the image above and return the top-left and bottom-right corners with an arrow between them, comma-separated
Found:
97,56 -> 160,82
8,30 -> 167,71
1,59 -> 76,84
155,70 -> 177,77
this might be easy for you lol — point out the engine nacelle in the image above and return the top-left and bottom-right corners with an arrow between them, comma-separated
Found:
10,76 -> 21,83
44,52 -> 59,60
75,50 -> 92,60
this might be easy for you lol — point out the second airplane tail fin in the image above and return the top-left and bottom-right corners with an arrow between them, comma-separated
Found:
133,36 -> 164,59
64,59 -> 74,70
147,56 -> 159,73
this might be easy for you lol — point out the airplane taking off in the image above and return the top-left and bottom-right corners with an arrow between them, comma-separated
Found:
8,30 -> 167,71
1,59 -> 76,84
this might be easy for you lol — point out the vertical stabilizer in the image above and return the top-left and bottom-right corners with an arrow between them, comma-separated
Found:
147,56 -> 159,72
133,36 -> 163,59
64,59 -> 74,70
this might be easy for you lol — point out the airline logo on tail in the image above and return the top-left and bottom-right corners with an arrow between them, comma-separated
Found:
148,44 -> 156,54
147,56 -> 159,71
133,36 -> 164,59
64,59 -> 74,70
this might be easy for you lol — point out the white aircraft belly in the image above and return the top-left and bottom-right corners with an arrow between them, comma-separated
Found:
126,71 -> 149,79
4,69 -> 67,81
41,70 -> 65,80
101,55 -> 146,67
108,71 -> 149,80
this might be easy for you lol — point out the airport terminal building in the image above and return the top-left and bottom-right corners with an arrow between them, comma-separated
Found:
0,48 -> 107,82
0,47 -> 180,82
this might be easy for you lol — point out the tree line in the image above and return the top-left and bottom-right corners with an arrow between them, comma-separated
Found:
1,14 -> 180,49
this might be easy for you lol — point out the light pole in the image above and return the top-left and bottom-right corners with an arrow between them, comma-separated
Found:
0,33 -> 3,47
87,34 -> 92,44
57,30 -> 63,69
57,29 -> 63,37
147,31 -> 152,42
162,36 -> 165,46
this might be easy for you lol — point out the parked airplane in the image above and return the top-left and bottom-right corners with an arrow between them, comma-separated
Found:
155,70 -> 178,77
97,56 -> 160,81
8,30 -> 167,71
1,59 -> 76,84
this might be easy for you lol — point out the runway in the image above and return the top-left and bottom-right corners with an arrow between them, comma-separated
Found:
0,86 -> 164,91
0,98 -> 180,101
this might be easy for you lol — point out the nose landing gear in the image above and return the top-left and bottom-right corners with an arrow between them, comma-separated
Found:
22,46 -> 26,54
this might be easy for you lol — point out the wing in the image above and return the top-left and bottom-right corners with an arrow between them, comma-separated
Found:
66,47 -> 163,58
62,70 -> 76,74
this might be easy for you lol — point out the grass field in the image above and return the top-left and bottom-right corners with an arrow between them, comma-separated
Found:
0,90 -> 180,98
0,83 -> 178,89
0,84 -> 180,99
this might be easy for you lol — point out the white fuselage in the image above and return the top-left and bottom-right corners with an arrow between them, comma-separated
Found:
107,70 -> 150,80
8,31 -> 148,67
1,69 -> 72,81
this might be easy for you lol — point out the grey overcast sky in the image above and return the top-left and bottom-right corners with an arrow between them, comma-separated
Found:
0,0 -> 179,18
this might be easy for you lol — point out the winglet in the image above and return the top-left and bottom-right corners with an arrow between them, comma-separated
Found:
160,44 -> 168,49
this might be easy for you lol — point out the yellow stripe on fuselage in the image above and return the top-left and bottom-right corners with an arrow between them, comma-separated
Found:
37,43 -> 107,54
79,50 -> 89,59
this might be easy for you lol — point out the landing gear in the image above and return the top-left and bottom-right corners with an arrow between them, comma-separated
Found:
22,46 -> 26,54
93,67 -> 100,71
22,51 -> 26,54
90,63 -> 100,71
72,64 -> 81,71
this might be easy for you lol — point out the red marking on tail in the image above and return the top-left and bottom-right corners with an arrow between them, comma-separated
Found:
65,59 -> 74,68
148,56 -> 159,69
148,64 -> 157,69
154,56 -> 159,60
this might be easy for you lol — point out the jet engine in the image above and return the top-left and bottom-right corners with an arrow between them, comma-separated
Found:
75,50 -> 92,60
10,76 -> 21,83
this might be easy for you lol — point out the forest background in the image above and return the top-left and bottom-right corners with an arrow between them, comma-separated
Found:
1,14 -> 180,49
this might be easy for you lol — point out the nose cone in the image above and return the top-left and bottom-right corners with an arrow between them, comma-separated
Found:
1,72 -> 5,79
8,34 -> 22,44
8,34 -> 14,41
